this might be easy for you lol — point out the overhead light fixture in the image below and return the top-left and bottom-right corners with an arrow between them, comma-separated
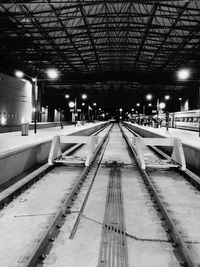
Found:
47,68 -> 59,79
15,70 -> 24,78
68,101 -> 75,108
159,102 -> 166,109
81,94 -> 87,100
177,68 -> 191,81
146,94 -> 152,101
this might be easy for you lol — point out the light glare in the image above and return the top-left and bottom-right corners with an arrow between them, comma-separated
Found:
15,70 -> 24,78
177,68 -> 190,81
69,101 -> 75,108
159,102 -> 166,109
81,94 -> 87,100
146,94 -> 152,101
47,68 -> 59,79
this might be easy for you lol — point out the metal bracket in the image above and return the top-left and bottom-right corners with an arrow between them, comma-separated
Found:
48,135 -> 98,166
132,137 -> 186,171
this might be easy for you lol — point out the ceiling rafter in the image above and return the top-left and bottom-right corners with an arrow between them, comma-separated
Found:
18,2 -> 79,72
46,0 -> 89,71
146,1 -> 190,71
0,0 -> 200,105
77,1 -> 101,69
134,3 -> 159,67
160,19 -> 200,70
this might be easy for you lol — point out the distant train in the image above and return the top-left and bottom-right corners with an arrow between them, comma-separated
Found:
154,109 -> 200,131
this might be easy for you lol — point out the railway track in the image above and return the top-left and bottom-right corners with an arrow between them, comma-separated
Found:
0,124 -> 112,267
1,123 -> 200,266
122,123 -> 200,267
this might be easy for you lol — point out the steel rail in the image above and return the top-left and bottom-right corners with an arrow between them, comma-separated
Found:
119,123 -> 200,267
69,123 -> 112,239
0,123 -> 110,210
18,123 -> 113,267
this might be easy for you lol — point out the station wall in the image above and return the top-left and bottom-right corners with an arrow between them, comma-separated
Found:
0,73 -> 32,125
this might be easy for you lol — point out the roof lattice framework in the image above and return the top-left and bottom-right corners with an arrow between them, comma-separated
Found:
0,0 -> 200,108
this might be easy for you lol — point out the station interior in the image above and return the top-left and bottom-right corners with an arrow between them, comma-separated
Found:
1,1 -> 200,267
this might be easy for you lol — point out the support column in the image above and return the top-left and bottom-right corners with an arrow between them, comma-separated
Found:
47,105 -> 54,122
180,99 -> 189,111
31,84 -> 34,122
196,85 -> 200,109
187,84 -> 200,110
36,83 -> 43,122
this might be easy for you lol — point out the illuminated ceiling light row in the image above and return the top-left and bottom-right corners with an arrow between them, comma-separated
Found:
15,68 -> 59,80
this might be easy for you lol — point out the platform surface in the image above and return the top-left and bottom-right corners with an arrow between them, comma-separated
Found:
128,123 -> 200,149
1,122 -> 199,157
0,122 -> 104,156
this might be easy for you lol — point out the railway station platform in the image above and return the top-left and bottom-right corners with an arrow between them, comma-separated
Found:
1,123 -> 200,267
0,121 -> 108,188
124,122 -> 200,174
0,122 -> 101,155
127,123 -> 200,148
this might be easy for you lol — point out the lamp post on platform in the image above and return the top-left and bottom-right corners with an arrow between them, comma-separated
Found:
15,68 -> 59,133
68,94 -> 88,125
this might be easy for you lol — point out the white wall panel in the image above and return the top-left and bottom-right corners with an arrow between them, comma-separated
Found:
0,73 -> 32,125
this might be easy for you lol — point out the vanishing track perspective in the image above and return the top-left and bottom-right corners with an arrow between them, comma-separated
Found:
1,123 -> 200,267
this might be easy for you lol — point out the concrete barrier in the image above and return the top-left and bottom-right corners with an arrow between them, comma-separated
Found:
124,122 -> 200,175
0,122 -> 109,186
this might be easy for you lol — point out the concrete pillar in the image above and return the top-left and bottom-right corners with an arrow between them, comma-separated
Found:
31,83 -> 35,122
180,99 -> 189,111
196,86 -> 200,109
36,83 -> 42,122
47,105 -> 54,122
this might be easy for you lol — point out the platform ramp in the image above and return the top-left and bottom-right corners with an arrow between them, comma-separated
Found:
132,137 -> 186,171
48,135 -> 98,166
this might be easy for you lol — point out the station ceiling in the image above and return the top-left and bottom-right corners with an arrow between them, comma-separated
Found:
0,0 -> 200,109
